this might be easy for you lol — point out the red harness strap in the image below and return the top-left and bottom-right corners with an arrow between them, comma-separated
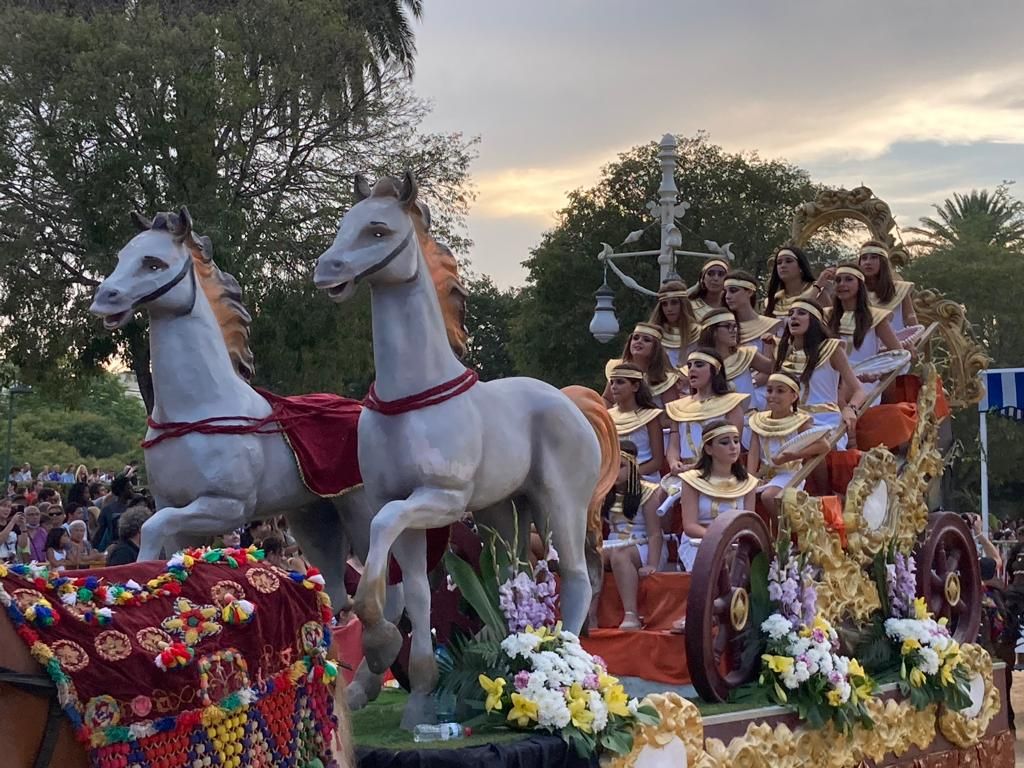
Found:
363,368 -> 479,415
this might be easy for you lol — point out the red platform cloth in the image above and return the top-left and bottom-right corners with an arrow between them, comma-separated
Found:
255,388 -> 363,496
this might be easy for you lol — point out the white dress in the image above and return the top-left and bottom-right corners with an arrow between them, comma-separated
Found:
832,307 -> 891,368
677,470 -> 759,571
660,326 -> 699,368
781,339 -> 846,450
739,315 -> 783,357
749,411 -> 811,491
603,481 -> 665,567
608,405 -> 663,483
868,281 -> 914,335
665,392 -> 750,462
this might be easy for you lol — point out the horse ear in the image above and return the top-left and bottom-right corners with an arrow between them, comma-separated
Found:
130,211 -> 152,232
354,174 -> 372,202
197,235 -> 214,262
176,206 -> 193,238
415,200 -> 432,231
398,171 -> 418,210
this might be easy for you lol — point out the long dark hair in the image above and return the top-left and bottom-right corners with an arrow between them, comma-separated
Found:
45,526 -> 67,552
829,263 -> 872,349
693,264 -> 725,302
697,310 -> 737,353
695,419 -> 749,481
620,331 -> 673,386
610,362 -> 660,409
689,347 -> 731,395
859,241 -> 896,303
649,279 -> 696,345
725,269 -> 758,308
774,299 -> 832,386
602,440 -> 641,521
765,245 -> 816,316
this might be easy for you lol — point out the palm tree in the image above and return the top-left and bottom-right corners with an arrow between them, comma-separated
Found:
346,0 -> 424,78
905,187 -> 1024,253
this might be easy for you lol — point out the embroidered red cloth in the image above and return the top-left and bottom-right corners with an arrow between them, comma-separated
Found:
255,388 -> 363,496
0,552 -> 339,767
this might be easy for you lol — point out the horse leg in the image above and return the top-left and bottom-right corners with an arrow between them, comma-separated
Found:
287,499 -> 352,616
139,497 -> 248,561
390,528 -> 438,730
347,580 -> 406,710
355,488 -> 466,674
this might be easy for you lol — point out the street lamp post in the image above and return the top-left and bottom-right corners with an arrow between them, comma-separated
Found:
589,133 -> 736,342
3,384 -> 32,483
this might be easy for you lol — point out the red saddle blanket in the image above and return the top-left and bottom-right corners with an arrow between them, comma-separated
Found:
0,550 -> 340,768
256,388 -> 363,497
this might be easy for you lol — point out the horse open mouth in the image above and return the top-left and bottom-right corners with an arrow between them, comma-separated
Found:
326,281 -> 356,302
103,311 -> 130,330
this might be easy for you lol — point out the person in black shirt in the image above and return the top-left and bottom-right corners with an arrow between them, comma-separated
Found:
106,507 -> 151,566
92,476 -> 133,552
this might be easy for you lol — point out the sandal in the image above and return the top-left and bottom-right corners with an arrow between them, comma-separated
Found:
618,611 -> 642,631
669,618 -> 686,634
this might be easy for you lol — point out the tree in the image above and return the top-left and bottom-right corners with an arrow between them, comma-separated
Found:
510,135 -> 826,388
462,274 -> 520,381
0,0 -> 475,408
904,186 -> 1024,254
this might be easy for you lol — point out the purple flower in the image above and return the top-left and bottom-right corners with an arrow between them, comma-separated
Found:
514,670 -> 531,690
498,569 -> 558,632
885,552 -> 917,619
582,673 -> 599,690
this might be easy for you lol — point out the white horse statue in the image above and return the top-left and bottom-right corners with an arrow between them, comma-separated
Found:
88,207 -> 469,714
313,173 -> 618,724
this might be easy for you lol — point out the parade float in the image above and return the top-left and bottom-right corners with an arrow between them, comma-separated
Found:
0,135 -> 1011,768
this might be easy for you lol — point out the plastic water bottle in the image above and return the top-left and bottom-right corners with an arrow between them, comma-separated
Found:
412,722 -> 472,743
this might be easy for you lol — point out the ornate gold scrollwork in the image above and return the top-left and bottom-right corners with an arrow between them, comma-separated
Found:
605,693 -> 704,768
937,643 -> 1002,747
790,186 -> 908,265
842,447 -> 899,562
913,289 -> 991,409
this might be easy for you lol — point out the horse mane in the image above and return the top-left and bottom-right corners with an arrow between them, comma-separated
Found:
144,211 -> 256,380
367,177 -> 469,358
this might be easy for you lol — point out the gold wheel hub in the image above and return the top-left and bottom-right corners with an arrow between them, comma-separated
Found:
730,588 -> 750,631
944,572 -> 962,606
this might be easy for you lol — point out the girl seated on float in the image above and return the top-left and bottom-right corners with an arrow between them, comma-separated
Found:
671,421 -> 759,633
648,280 -> 699,367
589,441 -> 665,632
606,362 -> 667,482
603,323 -> 681,408
828,262 -> 906,373
697,308 -> 775,414
665,348 -> 748,472
764,246 -> 834,322
689,258 -> 730,322
747,372 -> 830,518
724,270 -> 782,356
858,241 -> 917,334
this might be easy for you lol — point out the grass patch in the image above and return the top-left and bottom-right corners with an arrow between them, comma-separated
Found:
351,689 -> 528,751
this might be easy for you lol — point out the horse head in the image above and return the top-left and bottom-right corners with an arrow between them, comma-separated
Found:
90,207 -> 208,329
314,172 -> 423,303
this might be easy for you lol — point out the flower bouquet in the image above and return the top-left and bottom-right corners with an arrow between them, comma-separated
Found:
883,553 -> 971,710
758,543 -> 876,732
438,529 -> 659,757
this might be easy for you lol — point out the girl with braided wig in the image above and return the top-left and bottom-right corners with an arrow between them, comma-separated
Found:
589,440 -> 665,631
602,322 -> 681,408
858,241 -> 917,334
606,362 -> 667,482
648,280 -> 699,367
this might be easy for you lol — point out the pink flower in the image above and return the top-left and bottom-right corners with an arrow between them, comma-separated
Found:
582,674 -> 599,690
514,670 -> 531,690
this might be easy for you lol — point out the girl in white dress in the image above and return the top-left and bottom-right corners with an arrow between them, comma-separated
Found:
648,280 -> 699,367
828,263 -> 903,372
606,363 -> 666,482
764,246 -> 833,322
858,241 -> 917,334
689,258 -> 729,323
665,349 -> 749,472
697,308 -> 774,416
672,422 -> 758,632
776,298 -> 866,453
592,441 -> 664,631
603,322 -> 681,408
748,372 -> 830,518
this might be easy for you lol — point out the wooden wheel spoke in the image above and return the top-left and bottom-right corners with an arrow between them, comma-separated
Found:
945,549 -> 961,574
712,596 -> 730,618
716,567 -> 732,597
713,625 -> 730,656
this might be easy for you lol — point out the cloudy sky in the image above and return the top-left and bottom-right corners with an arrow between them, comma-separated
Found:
411,1 -> 1024,287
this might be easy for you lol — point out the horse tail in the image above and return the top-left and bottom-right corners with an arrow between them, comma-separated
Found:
561,385 -> 618,545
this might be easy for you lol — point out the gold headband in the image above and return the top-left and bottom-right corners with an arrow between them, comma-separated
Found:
632,322 -> 664,340
775,248 -> 797,260
858,244 -> 888,257
687,351 -> 721,371
835,265 -> 865,281
658,290 -> 689,301
701,258 -> 729,274
768,372 -> 800,394
789,300 -> 824,323
724,278 -> 757,292
610,366 -> 644,381
701,423 -> 739,448
701,310 -> 735,329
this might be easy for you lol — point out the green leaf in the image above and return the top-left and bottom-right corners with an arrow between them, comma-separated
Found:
443,550 -> 506,633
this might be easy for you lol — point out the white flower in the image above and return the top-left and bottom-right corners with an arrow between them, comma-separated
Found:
534,687 -> 571,729
501,632 -> 541,659
588,690 -> 609,732
628,698 -> 639,716
761,614 -> 793,640
919,647 -> 940,676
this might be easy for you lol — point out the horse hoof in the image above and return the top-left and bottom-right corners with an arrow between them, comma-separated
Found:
400,692 -> 438,731
362,621 -> 402,674
346,683 -> 369,711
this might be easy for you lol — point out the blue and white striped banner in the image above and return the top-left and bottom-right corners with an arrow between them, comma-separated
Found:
978,368 -> 1024,412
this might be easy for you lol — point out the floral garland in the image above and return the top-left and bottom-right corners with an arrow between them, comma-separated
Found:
883,553 -> 971,710
759,543 -> 877,732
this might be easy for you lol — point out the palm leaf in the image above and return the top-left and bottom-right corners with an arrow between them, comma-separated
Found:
444,550 -> 506,636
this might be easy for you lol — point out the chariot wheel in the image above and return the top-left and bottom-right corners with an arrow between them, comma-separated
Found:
914,512 -> 981,643
685,512 -> 772,702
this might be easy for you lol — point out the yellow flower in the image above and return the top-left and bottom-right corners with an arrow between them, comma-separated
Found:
507,693 -> 538,727
567,693 -> 595,733
901,638 -> 921,655
940,660 -> 957,686
848,658 -> 866,680
909,667 -> 926,688
762,654 -> 794,674
913,597 -> 929,621
603,683 -> 630,718
598,671 -> 619,690
479,674 -> 506,713
827,689 -> 844,707
813,615 -> 832,634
